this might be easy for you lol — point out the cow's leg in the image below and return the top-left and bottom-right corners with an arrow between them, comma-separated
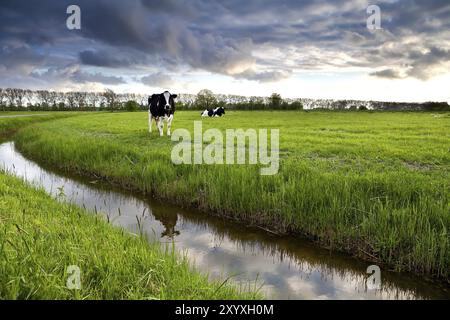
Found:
148,112 -> 153,133
167,114 -> 174,136
157,117 -> 164,136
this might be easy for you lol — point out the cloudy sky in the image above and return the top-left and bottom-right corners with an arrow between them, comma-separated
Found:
1,0 -> 449,102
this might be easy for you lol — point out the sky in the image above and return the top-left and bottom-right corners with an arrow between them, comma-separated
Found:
1,0 -> 449,102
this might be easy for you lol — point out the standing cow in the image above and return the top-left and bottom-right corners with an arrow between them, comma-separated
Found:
148,91 -> 178,136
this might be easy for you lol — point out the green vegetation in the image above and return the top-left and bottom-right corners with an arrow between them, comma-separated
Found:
13,111 -> 450,280
194,89 -> 219,110
0,112 -> 79,137
0,172 -> 259,299
422,102 -> 450,111
125,100 -> 140,112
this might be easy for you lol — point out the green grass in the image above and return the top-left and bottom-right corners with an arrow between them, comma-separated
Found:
0,112 -> 80,137
0,171 -> 259,299
13,111 -> 450,280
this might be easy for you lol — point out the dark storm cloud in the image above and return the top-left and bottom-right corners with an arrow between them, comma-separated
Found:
0,45 -> 45,73
78,50 -> 152,68
0,0 -> 450,88
30,65 -> 126,85
79,51 -> 131,68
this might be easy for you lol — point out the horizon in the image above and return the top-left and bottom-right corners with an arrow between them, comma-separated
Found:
1,1 -> 450,103
1,86 -> 449,105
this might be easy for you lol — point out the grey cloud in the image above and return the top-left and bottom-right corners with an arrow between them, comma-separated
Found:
78,49 -> 152,69
370,69 -> 403,79
0,45 -> 45,74
0,0 -> 450,88
79,50 -> 132,68
71,71 -> 126,85
141,73 -> 174,88
31,65 -> 126,85
236,69 -> 293,83
406,47 -> 450,80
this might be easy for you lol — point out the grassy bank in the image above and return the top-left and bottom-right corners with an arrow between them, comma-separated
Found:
14,111 -> 450,280
0,171 -> 258,299
0,112 -> 80,137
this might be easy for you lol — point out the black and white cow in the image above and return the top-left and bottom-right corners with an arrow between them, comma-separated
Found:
148,91 -> 177,136
201,106 -> 225,117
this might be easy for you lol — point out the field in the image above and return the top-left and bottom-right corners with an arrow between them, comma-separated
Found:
0,112 -> 80,138
0,113 -> 259,299
11,110 -> 450,281
0,171 -> 259,299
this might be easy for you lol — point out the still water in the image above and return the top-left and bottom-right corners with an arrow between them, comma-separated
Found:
0,141 -> 448,300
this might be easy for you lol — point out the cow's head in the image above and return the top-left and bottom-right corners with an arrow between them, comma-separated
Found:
216,106 -> 225,116
162,91 -> 178,112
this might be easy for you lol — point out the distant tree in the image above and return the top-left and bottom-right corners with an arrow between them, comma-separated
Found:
66,92 -> 77,110
253,97 -> 266,110
125,100 -> 139,112
73,91 -> 88,110
5,88 -> 15,107
280,101 -> 290,110
290,101 -> 303,110
269,93 -> 283,109
88,92 -> 101,109
12,89 -> 26,108
359,105 -> 368,111
103,89 -> 118,111
47,91 -> 59,110
0,88 -> 6,111
56,91 -> 66,108
422,102 -> 450,111
195,89 -> 218,110
37,90 -> 52,109
24,89 -> 33,107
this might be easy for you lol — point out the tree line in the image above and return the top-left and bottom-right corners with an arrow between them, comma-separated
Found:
1,87 -> 448,112
0,88 -> 147,112
0,88 -> 305,112
178,90 -> 304,111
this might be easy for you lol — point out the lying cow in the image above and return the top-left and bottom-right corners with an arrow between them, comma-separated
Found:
201,107 -> 225,117
148,91 -> 177,136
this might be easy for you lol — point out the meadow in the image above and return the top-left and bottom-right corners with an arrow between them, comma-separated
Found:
0,113 -> 259,299
0,112 -> 79,138
11,110 -> 450,281
0,171 -> 258,299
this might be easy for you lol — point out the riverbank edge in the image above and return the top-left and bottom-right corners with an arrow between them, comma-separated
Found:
11,136 -> 449,285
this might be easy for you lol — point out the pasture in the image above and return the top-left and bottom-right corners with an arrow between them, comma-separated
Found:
0,112 -> 79,138
0,171 -> 258,299
12,110 -> 450,280
0,113 -> 259,299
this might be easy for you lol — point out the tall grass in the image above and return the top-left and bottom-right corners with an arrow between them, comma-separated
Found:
0,112 -> 80,137
0,172 -> 259,299
14,111 -> 450,280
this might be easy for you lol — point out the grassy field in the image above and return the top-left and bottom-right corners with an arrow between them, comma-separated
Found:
0,171 -> 259,299
13,111 -> 450,280
0,112 -> 80,138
